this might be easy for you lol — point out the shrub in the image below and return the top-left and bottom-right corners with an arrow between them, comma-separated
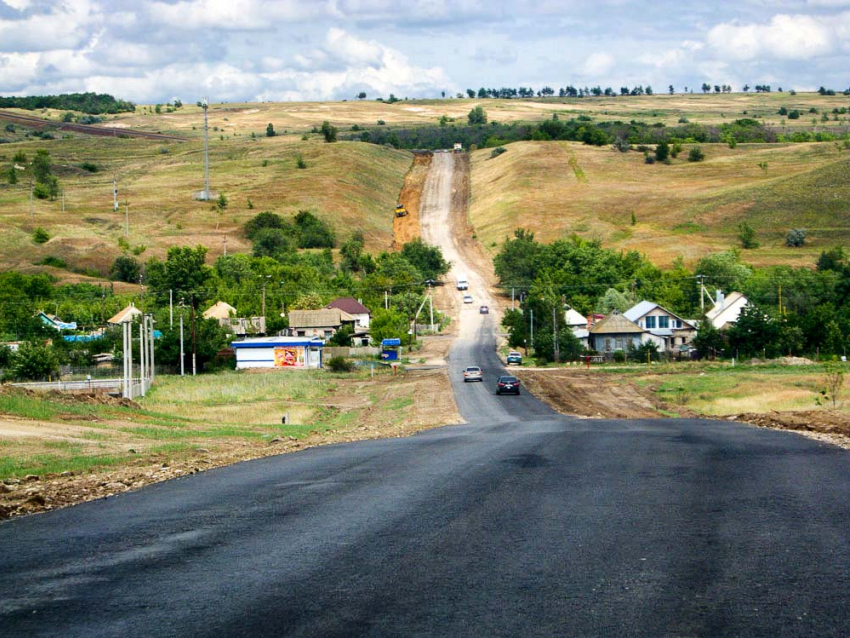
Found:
376,120 -> 385,126
654,141 -> 669,162
80,161 -> 98,172
490,146 -> 507,158
266,123 -> 275,137
785,228 -> 807,247
644,154 -> 655,164
612,350 -> 626,363
326,356 -> 355,373
613,138 -> 631,152
110,255 -> 141,282
296,154 -> 307,169
37,255 -> 66,268
467,106 -> 487,125
32,227 -> 50,244
687,146 -> 705,162
737,222 -> 759,249
320,120 -> 337,143
261,159 -> 268,167
10,342 -> 60,381
131,244 -> 146,255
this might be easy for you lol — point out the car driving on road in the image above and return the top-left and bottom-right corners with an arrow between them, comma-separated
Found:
463,366 -> 483,382
495,375 -> 521,395
506,351 -> 522,365
463,295 -> 473,303
479,305 -> 489,314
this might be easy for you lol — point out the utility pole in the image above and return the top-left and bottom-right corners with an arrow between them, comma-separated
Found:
512,287 -> 515,309
148,314 -> 155,383
113,175 -> 118,212
179,311 -> 185,376
696,274 -> 705,314
169,289 -> 173,328
125,201 -> 129,236
29,180 -> 33,219
429,292 -> 434,331
530,308 -> 534,349
191,298 -> 197,376
202,98 -> 210,198
385,290 -> 389,310
552,306 -> 559,363
223,236 -> 228,257
61,189 -> 65,214
778,284 -> 783,316
139,317 -> 146,396
262,282 -> 267,317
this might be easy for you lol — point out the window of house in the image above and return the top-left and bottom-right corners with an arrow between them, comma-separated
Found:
604,338 -> 612,351
297,331 -> 305,337
324,330 -> 333,338
658,316 -> 669,329
672,318 -> 681,328
645,316 -> 656,329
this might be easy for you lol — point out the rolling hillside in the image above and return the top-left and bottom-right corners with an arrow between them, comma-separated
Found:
0,133 -> 411,276
469,140 -> 850,268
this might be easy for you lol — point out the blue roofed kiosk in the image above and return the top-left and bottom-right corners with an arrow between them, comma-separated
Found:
380,338 -> 401,362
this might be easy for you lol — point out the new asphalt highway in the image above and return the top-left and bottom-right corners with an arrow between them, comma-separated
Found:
1,154 -> 849,636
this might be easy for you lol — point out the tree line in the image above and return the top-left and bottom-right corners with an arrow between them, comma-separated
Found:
0,93 -> 135,114
495,231 -> 850,361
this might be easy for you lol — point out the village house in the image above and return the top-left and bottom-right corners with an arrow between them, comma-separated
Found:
326,297 -> 371,331
624,301 -> 697,352
203,301 -> 266,336
287,308 -> 357,339
706,291 -> 749,330
564,307 -> 593,348
589,311 -> 648,353
107,303 -> 142,325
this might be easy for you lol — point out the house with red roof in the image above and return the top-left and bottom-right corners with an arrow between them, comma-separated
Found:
326,297 -> 371,331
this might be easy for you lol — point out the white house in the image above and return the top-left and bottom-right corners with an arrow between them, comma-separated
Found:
326,297 -> 371,331
706,291 -> 749,330
231,337 -> 324,369
624,301 -> 698,351
564,307 -> 590,348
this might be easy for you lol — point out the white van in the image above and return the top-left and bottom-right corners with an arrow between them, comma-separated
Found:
456,274 -> 468,290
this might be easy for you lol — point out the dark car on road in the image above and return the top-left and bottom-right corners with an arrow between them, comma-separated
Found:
496,375 -> 521,395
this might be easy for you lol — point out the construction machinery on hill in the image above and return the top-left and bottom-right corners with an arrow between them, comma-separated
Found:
395,204 -> 408,218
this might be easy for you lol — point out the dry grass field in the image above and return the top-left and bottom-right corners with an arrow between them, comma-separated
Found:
0,133 -> 411,276
469,140 -> 850,267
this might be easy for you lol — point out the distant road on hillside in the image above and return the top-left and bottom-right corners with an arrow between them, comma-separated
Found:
0,110 -> 186,141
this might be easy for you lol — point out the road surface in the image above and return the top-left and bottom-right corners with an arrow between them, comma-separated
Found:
1,153 -> 849,637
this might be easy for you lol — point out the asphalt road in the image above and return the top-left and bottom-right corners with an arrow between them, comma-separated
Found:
2,154 -> 850,636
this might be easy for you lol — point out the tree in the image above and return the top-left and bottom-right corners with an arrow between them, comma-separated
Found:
10,341 -> 60,380
320,121 -> 337,143
737,222 -> 759,249
467,106 -> 487,125
818,361 -> 845,408
215,193 -> 228,212
145,245 -> 212,307
7,164 -> 17,184
743,84 -> 750,92
466,89 -> 475,98
595,288 -> 631,314
370,308 -> 410,346
32,227 -> 49,244
357,92 -> 367,100
692,320 -> 726,359
31,149 -> 59,199
399,238 -> 449,281
727,304 -> 779,358
110,255 -> 140,283
817,247 -> 846,272
655,141 -> 669,162
328,324 -> 354,347
290,292 -> 325,310
786,229 -> 807,247
266,123 -> 275,137
688,146 -> 705,162
155,318 -> 230,372
668,85 -> 675,95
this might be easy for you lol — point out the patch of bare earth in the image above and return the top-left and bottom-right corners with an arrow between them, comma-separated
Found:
728,410 -> 850,450
0,369 -> 461,520
514,369 -> 675,419
392,152 -> 432,249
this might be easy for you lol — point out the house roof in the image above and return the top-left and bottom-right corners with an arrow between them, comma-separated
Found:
706,292 -> 748,321
623,301 -> 659,322
107,304 -> 142,324
231,337 -> 324,349
203,301 -> 237,320
288,308 -> 356,329
589,311 -> 646,335
564,308 -> 587,326
625,300 -> 697,329
326,297 -> 370,315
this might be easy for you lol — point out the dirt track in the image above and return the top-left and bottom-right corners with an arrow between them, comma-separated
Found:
0,110 -> 186,141
392,152 -> 431,249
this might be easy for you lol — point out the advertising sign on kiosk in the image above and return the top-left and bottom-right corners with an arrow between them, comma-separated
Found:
381,338 -> 401,362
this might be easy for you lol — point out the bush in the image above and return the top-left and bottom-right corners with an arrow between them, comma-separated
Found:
79,161 -> 98,172
737,222 -> 759,249
654,141 -> 669,162
644,154 -> 655,164
320,121 -> 337,143
612,350 -> 626,363
32,227 -> 50,244
687,146 -> 705,162
37,255 -> 67,268
266,123 -> 275,137
467,106 -> 487,125
110,255 -> 140,282
326,356 -> 355,372
296,154 -> 307,169
377,120 -> 385,126
786,228 -> 807,247
490,146 -> 507,158
11,342 -> 60,381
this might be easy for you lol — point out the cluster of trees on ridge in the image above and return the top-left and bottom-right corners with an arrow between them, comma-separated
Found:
0,93 -> 135,114
496,230 -> 850,362
0,211 -> 450,380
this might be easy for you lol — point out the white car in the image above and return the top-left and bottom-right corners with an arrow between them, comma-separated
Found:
463,366 -> 483,382
463,295 -> 473,304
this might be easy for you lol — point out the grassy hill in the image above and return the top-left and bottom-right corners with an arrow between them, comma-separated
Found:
469,140 -> 850,268
0,132 -> 411,277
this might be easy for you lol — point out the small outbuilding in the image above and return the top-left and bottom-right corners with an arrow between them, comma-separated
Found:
231,337 -> 324,370
108,304 -> 143,325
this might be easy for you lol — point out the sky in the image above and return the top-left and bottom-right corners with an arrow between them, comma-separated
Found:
1,0 -> 850,104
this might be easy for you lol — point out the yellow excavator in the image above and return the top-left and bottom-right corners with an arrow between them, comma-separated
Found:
394,204 -> 408,218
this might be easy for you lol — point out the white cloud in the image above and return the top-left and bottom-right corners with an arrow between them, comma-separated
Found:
146,0 -> 329,30
707,14 -> 835,60
582,52 -> 614,75
3,0 -> 31,11
0,0 -> 98,52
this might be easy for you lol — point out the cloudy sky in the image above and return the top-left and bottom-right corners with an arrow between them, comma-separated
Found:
1,0 -> 849,103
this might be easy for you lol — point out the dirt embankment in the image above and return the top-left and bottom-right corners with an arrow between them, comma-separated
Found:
0,369 -> 462,520
393,152 -> 432,249
729,410 -> 850,449
514,369 -> 677,419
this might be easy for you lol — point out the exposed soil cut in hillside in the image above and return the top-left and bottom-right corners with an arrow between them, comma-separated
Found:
730,410 -> 850,450
393,152 -> 432,248
514,369 -> 673,419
